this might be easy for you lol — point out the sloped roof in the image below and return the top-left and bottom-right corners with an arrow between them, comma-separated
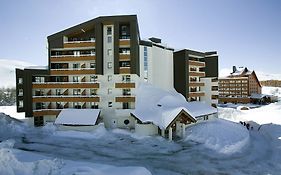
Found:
48,15 -> 139,40
230,67 -> 252,76
55,109 -> 101,126
131,83 -> 217,129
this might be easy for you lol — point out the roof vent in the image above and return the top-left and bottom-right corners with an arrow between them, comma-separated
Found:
149,37 -> 161,43
157,104 -> 162,107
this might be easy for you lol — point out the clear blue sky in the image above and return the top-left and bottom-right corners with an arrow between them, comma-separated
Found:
0,0 -> 280,73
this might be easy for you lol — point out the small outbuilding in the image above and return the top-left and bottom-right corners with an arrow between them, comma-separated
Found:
131,84 -> 217,140
55,109 -> 101,132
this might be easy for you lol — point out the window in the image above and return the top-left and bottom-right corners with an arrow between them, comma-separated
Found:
190,67 -> 197,72
18,78 -> 23,84
90,63 -> 96,69
73,102 -> 81,109
119,48 -> 130,54
56,89 -> 62,96
120,25 -> 130,39
19,100 -> 23,108
18,89 -> 23,96
122,75 -> 131,82
123,103 -> 129,109
73,89 -> 81,95
123,89 -> 131,96
91,102 -> 98,109
34,116 -> 44,127
107,36 -> 112,43
73,63 -> 80,69
108,75 -> 112,81
35,102 -> 45,110
190,87 -> 197,92
74,51 -> 80,56
124,119 -> 130,125
90,89 -> 97,96
56,102 -> 63,109
108,88 -> 112,94
35,90 -> 43,96
107,27 -> 112,35
120,61 -> 130,67
73,76 -> 79,82
108,62 -> 112,69
190,77 -> 197,82
144,46 -> 148,80
212,86 -> 219,91
107,49 -> 113,56
108,102 -> 113,107
35,77 -> 45,83
90,75 -> 98,82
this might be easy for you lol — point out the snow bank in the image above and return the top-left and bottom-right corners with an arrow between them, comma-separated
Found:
0,140 -> 62,175
185,119 -> 250,154
0,140 -> 152,175
0,113 -> 25,140
219,101 -> 281,125
0,106 -> 25,120
262,86 -> 281,98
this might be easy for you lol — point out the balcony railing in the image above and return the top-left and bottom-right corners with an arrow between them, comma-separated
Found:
189,91 -> 205,97
64,38 -> 95,43
32,96 -> 100,103
32,82 -> 100,89
51,54 -> 95,58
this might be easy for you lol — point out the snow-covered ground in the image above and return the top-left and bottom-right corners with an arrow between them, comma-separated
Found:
0,86 -> 280,174
0,106 -> 25,119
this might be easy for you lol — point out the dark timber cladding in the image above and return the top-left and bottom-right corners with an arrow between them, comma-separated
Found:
47,15 -> 140,75
173,50 -> 188,99
203,52 -> 218,77
16,68 -> 49,117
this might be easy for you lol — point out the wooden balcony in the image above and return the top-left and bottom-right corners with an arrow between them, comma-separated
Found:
189,82 -> 205,87
64,41 -> 95,48
119,67 -> 130,74
50,55 -> 96,62
50,69 -> 96,75
32,82 -> 99,89
33,110 -> 61,117
189,71 -> 205,77
115,96 -> 135,102
119,54 -> 130,61
115,83 -> 135,88
189,92 -> 205,97
119,39 -> 130,46
189,60 -> 205,67
33,96 -> 100,103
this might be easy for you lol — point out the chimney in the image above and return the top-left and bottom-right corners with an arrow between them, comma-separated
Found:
233,66 -> 237,73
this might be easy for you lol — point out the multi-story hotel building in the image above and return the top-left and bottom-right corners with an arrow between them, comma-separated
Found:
16,15 -> 219,127
173,50 -> 219,106
218,66 -> 261,103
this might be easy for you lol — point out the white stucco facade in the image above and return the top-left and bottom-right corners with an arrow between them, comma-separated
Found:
139,43 -> 174,91
200,77 -> 219,107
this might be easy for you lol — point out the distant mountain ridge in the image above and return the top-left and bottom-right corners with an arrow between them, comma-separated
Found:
260,80 -> 281,87
0,59 -> 35,88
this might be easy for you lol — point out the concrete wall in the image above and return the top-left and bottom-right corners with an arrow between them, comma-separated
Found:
135,123 -> 158,136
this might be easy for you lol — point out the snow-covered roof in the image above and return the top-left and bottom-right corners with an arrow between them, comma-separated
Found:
251,93 -> 277,99
55,109 -> 100,126
25,66 -> 48,70
131,84 -> 217,129
230,67 -> 253,77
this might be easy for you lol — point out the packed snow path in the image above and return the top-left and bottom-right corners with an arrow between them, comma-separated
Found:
1,114 -> 280,175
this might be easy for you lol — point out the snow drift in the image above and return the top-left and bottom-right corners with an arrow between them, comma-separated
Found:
185,119 -> 250,154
